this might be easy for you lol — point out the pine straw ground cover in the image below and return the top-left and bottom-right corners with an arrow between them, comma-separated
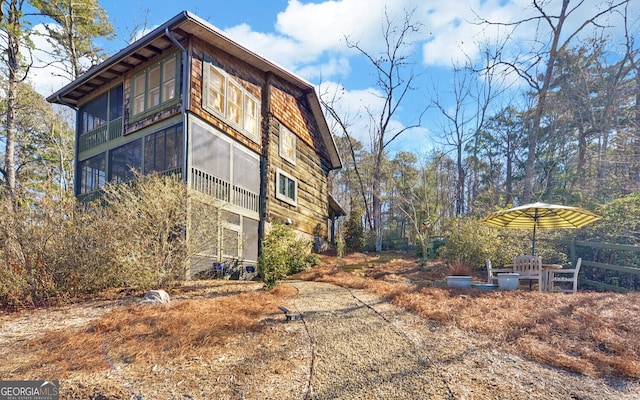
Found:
0,282 -> 306,399
300,252 -> 640,379
0,252 -> 639,398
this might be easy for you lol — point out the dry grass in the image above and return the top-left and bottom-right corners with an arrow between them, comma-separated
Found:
304,252 -> 640,379
2,250 -> 639,395
5,283 -> 298,380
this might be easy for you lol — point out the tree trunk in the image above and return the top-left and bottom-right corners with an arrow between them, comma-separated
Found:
3,0 -> 21,195
373,156 -> 382,252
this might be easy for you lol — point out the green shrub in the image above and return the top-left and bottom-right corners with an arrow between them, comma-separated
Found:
438,216 -> 568,269
344,207 -> 365,252
305,253 -> 322,267
438,218 -> 498,269
258,222 -> 312,289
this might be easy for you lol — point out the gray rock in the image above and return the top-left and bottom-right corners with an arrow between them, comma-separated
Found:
139,289 -> 170,305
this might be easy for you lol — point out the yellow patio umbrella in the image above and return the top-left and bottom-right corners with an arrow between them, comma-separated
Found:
482,202 -> 601,254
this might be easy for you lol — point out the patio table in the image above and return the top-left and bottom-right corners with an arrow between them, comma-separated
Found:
503,263 -> 563,291
541,264 -> 563,291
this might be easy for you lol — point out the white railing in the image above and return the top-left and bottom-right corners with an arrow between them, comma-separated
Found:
190,168 -> 259,213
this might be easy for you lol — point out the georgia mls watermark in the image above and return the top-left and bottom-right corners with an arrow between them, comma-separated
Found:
0,381 -> 58,400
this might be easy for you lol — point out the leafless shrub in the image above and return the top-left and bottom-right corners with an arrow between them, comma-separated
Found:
447,259 -> 472,276
0,172 -> 224,308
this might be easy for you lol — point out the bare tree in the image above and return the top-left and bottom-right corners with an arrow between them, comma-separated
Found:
322,7 -> 427,252
433,46 -> 503,216
478,0 -> 631,203
321,88 -> 374,230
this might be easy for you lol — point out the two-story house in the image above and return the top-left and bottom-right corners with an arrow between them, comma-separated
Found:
47,11 -> 342,278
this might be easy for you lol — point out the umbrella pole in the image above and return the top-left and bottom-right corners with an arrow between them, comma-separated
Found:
531,211 -> 538,255
532,223 -> 536,255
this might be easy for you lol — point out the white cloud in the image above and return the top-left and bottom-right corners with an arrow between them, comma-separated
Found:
29,24 -> 72,98
224,23 -> 309,71
224,0 -> 421,81
297,57 -> 351,82
274,0 -> 415,53
318,80 -> 431,155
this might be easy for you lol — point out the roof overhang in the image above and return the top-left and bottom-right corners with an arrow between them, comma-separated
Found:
328,194 -> 347,218
47,10 -> 341,170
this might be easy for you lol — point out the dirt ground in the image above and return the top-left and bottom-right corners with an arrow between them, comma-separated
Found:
1,252 -> 639,399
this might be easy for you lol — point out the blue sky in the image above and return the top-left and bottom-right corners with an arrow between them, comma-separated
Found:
32,0 -> 639,156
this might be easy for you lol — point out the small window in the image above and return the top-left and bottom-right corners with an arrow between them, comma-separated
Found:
162,57 -> 176,102
275,168 -> 297,206
279,125 -> 296,165
228,82 -> 242,126
147,65 -> 161,109
132,74 -> 146,116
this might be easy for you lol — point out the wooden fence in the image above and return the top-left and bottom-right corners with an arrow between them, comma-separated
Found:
565,240 -> 640,292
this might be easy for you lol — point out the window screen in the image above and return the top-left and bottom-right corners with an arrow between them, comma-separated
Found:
79,92 -> 108,135
191,123 -> 231,181
242,218 -> 259,262
233,148 -> 260,193
78,153 -> 106,194
109,139 -> 142,184
144,124 -> 183,173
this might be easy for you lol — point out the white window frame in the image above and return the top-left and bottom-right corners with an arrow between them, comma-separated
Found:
279,125 -> 297,165
275,168 -> 297,206
131,53 -> 178,117
203,62 -> 260,142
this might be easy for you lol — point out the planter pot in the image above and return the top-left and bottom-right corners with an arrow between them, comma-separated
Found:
446,275 -> 473,288
498,273 -> 520,290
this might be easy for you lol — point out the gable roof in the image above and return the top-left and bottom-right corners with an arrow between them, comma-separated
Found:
47,10 -> 341,170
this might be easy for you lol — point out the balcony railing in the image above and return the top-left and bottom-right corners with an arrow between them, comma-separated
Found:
190,168 -> 259,213
78,117 -> 123,153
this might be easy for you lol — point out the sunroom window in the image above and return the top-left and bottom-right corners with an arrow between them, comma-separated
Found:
79,84 -> 123,135
78,153 -> 106,194
144,124 -> 184,173
131,53 -> 179,117
109,139 -> 142,184
203,62 -> 260,141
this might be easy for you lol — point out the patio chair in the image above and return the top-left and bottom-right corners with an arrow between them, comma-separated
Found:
486,259 -> 514,284
513,255 -> 543,291
548,258 -> 582,294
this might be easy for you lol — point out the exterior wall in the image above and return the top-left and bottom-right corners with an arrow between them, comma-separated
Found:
188,38 -> 263,155
267,82 -> 333,242
187,37 -> 334,243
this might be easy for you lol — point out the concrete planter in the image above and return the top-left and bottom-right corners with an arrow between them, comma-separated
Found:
446,275 -> 473,288
498,273 -> 520,290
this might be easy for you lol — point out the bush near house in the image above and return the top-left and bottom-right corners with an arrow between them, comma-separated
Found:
258,222 -> 314,289
0,173 -> 218,309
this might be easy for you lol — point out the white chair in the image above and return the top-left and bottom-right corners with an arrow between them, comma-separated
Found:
548,258 -> 582,294
486,259 -> 514,284
513,255 -> 543,291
